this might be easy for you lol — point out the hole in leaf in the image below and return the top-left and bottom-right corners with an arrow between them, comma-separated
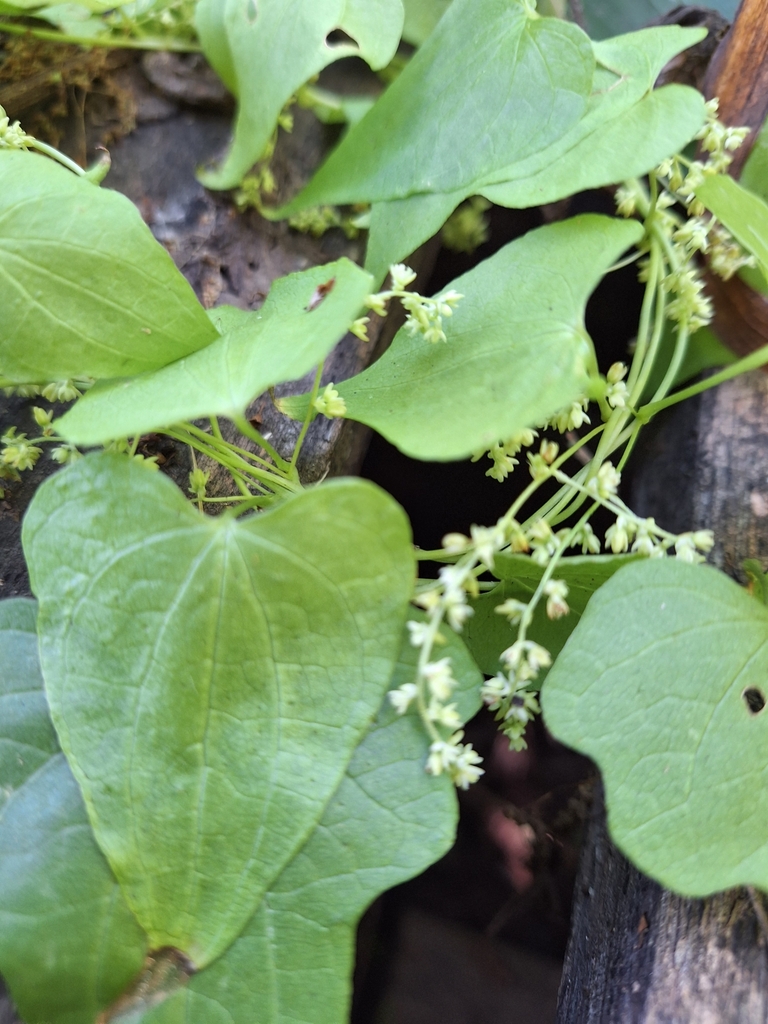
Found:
246,0 -> 258,23
743,687 -> 766,715
325,28 -> 358,48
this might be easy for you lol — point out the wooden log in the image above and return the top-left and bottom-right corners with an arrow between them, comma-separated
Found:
557,375 -> 768,1023
558,4 -> 768,1017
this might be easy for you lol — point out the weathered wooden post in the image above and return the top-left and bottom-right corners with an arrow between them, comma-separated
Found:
557,2 -> 768,1019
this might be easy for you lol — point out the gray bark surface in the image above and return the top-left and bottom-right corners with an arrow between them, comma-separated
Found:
558,374 -> 768,1023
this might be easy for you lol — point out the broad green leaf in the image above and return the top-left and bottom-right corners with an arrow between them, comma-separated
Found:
23,454 -> 414,968
401,0 -> 450,44
0,150 -> 216,384
741,115 -> 768,206
696,174 -> 768,280
136,618 -> 483,1024
0,598 -> 58,811
338,215 -> 642,461
581,0 -> 737,40
285,0 -> 595,210
195,0 -> 404,190
0,603 -> 481,1024
55,259 -> 372,445
542,558 -> 768,895
0,599 -> 148,1024
465,554 -> 638,678
363,26 -> 706,278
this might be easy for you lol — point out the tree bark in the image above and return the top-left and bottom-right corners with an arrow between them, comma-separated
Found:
558,374 -> 768,1023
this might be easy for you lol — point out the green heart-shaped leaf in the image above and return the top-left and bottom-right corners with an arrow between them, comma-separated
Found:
337,214 -> 643,461
0,150 -> 217,383
465,554 -> 639,678
0,599 -> 148,1024
362,25 -> 706,281
133,615 -> 482,1023
0,600 -> 481,1023
285,0 -> 594,210
195,0 -> 404,190
55,258 -> 373,446
542,559 -> 768,895
23,454 -> 415,967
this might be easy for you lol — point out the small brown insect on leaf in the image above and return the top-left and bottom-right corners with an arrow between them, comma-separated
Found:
306,278 -> 336,312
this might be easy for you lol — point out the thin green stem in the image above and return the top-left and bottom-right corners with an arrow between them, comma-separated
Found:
290,364 -> 324,480
638,343 -> 768,422
415,607 -> 449,745
26,139 -> 86,177
183,421 -> 282,475
0,20 -> 200,50
650,321 -> 690,404
163,429 -> 299,494
626,243 -> 662,397
233,414 -> 291,473
517,506 -> 595,644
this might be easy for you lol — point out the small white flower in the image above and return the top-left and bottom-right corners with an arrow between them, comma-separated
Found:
422,657 -> 455,701
389,263 -> 417,290
313,384 -> 347,418
494,598 -> 527,624
544,579 -> 569,620
428,700 -> 461,729
388,683 -> 418,715
675,534 -> 704,564
406,619 -> 431,647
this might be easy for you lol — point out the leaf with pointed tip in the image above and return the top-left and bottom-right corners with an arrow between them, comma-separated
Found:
0,604 -> 481,1024
55,259 -> 372,446
0,150 -> 217,384
285,0 -> 594,211
0,599 -> 148,1024
337,215 -> 642,461
195,0 -> 404,190
464,554 -> 640,678
696,174 -> 768,280
132,615 -> 482,1024
23,454 -> 414,968
542,559 -> 768,895
362,26 -> 706,277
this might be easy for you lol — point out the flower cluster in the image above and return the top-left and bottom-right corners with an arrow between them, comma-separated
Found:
388,635 -> 484,789
1,428 -> 41,472
481,639 -> 548,750
604,512 -> 713,562
605,362 -> 629,409
365,264 -> 463,344
313,384 -> 347,418
472,428 -> 537,482
188,467 -> 210,502
546,397 -> 591,433
0,106 -> 32,151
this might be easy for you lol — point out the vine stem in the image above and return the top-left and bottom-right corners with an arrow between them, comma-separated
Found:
290,363 -> 324,481
638,342 -> 768,422
415,606 -> 450,746
0,20 -> 200,50
517,505 -> 596,645
232,415 -> 292,474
